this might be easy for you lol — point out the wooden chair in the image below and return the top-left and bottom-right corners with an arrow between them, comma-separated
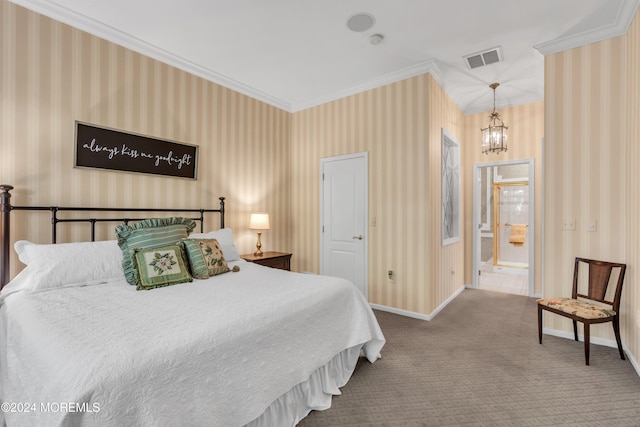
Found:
537,257 -> 627,365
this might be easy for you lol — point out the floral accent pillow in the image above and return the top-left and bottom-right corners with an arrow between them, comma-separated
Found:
115,217 -> 196,286
133,244 -> 192,290
182,238 -> 230,279
188,228 -> 240,261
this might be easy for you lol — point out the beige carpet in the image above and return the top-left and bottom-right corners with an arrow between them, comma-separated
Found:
299,289 -> 640,426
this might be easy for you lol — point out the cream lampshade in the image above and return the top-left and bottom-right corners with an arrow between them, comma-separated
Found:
249,213 -> 270,256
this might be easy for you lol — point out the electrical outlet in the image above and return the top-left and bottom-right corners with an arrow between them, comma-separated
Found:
387,270 -> 394,280
587,220 -> 597,232
562,219 -> 576,231
370,216 -> 377,227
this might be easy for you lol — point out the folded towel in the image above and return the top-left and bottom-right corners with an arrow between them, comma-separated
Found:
509,224 -> 527,246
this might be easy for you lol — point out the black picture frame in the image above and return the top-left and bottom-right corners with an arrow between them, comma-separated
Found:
74,121 -> 198,179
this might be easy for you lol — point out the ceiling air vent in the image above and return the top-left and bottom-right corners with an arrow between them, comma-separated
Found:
464,47 -> 503,70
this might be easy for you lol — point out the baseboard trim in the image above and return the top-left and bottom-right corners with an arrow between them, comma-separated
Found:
543,327 -> 640,377
370,286 -> 465,322
627,348 -> 640,378
464,284 -> 542,299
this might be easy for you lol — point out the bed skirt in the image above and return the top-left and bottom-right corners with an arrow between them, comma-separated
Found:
0,345 -> 363,427
246,344 -> 363,427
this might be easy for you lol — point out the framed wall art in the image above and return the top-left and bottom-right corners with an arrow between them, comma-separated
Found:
441,128 -> 460,246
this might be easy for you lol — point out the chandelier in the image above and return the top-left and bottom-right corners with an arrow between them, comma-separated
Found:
481,83 -> 508,154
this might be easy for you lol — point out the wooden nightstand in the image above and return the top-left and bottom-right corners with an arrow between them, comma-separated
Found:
240,252 -> 292,271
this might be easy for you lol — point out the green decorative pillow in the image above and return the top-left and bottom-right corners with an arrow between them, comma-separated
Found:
183,238 -> 231,279
115,217 -> 196,286
133,244 -> 192,290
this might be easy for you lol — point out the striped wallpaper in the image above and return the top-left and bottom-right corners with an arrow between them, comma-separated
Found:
291,74 -> 465,315
544,12 -> 639,365
427,78 -> 466,312
0,0 -> 292,279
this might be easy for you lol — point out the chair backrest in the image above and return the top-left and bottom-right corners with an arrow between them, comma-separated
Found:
572,257 -> 626,311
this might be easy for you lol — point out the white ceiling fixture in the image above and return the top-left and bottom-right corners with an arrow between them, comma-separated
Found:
9,0 -> 640,113
347,13 -> 375,32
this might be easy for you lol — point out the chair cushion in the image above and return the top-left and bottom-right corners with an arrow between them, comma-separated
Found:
537,298 -> 616,319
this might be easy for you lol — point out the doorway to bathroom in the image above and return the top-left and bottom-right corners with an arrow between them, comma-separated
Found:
472,159 -> 534,296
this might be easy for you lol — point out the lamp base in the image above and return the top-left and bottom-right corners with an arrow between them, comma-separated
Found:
254,231 -> 263,256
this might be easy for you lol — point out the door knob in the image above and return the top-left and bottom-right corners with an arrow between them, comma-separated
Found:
352,235 -> 363,240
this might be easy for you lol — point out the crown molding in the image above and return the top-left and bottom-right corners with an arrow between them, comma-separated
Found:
8,0 -> 542,114
11,0 -> 442,113
290,60 -> 442,112
463,92 -> 544,115
9,0 -> 445,113
9,0 -> 293,111
534,0 -> 640,55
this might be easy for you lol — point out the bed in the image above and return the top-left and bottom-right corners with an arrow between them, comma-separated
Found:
0,185 -> 385,426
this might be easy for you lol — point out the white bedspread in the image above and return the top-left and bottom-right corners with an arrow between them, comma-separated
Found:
0,261 -> 385,426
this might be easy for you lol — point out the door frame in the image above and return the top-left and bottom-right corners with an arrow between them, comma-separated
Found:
472,158 -> 534,296
320,152 -> 369,299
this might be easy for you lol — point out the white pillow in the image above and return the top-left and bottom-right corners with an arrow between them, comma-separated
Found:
188,228 -> 240,261
5,240 -> 125,295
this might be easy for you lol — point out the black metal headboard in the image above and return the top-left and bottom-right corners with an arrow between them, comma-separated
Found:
0,184 -> 225,289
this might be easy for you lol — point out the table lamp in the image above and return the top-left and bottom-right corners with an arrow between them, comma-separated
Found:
249,213 -> 270,256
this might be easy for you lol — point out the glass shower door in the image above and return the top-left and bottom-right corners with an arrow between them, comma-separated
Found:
494,183 -> 529,268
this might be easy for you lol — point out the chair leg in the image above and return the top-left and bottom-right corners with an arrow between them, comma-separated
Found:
573,319 -> 578,341
612,316 -> 625,361
538,305 -> 543,344
583,322 -> 590,366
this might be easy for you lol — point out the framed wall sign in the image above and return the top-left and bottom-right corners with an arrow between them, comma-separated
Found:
74,121 -> 198,179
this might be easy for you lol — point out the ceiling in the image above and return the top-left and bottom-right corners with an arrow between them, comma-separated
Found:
10,0 -> 640,114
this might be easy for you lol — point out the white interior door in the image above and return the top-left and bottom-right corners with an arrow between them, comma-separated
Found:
321,153 -> 368,298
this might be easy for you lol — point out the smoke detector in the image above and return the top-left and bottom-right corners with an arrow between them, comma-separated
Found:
369,34 -> 384,45
463,47 -> 503,70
